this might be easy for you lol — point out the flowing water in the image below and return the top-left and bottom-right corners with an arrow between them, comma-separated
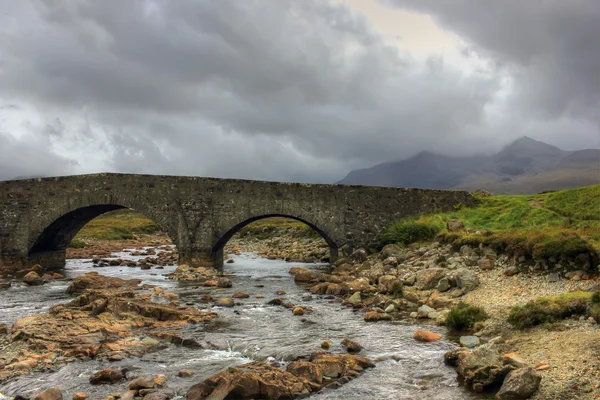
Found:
0,250 -> 482,399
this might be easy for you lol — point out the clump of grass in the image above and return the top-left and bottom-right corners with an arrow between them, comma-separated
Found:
591,291 -> 600,305
389,281 -> 404,298
68,238 -> 87,249
380,220 -> 440,245
508,291 -> 593,329
445,302 -> 488,332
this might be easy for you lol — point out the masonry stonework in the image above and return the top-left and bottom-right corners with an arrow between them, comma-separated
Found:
0,173 -> 474,269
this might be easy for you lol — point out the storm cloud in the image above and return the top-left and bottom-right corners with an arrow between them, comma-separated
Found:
0,0 -> 597,181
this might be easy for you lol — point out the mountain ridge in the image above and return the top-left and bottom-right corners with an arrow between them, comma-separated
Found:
338,136 -> 599,194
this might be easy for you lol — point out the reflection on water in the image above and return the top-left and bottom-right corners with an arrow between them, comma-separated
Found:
0,251 -> 478,400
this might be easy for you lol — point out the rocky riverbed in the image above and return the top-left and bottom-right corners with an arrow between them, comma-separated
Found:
2,226 -> 600,399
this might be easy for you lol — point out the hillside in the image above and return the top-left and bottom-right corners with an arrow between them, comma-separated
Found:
382,184 -> 600,261
339,136 -> 599,194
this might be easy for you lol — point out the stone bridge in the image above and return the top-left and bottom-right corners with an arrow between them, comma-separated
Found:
0,173 -> 474,270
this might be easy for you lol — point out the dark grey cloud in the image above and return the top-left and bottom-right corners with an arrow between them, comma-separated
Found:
0,0 -> 597,181
383,0 -> 600,121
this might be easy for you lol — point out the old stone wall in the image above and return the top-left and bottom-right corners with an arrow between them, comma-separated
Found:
0,173 -> 474,269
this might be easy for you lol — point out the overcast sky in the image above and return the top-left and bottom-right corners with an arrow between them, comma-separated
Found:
1,0 -> 598,182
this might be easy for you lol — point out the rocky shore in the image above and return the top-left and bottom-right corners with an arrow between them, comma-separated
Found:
0,272 -> 217,384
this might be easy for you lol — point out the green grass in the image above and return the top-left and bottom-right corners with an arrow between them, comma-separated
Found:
382,185 -> 600,266
508,291 -> 594,329
445,302 -> 488,332
72,212 -> 319,243
73,209 -> 163,241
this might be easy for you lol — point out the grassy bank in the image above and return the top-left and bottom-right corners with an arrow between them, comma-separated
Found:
382,184 -> 600,268
70,212 -> 316,248
71,209 -> 163,246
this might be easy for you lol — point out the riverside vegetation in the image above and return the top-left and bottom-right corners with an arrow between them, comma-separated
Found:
1,184 -> 599,399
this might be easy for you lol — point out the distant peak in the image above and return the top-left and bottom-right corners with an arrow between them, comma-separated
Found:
501,136 -> 563,153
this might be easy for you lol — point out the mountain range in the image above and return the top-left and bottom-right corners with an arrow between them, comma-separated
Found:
338,137 -> 599,194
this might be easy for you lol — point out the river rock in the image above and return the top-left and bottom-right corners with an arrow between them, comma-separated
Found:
413,330 -> 441,342
460,336 -> 480,348
341,338 -> 362,353
346,292 -> 362,306
417,304 -> 436,318
72,393 -> 87,400
349,249 -> 368,263
453,268 -> 480,292
454,344 -> 514,391
321,340 -> 332,349
478,259 -> 494,270
447,219 -> 465,232
143,390 -> 176,400
178,369 -> 195,377
415,268 -> 446,290
292,306 -> 305,316
346,278 -> 375,293
232,291 -> 249,298
504,266 -> 519,277
294,268 -> 317,282
34,388 -> 62,400
89,368 -> 125,384
363,311 -> 392,322
436,278 -> 451,292
0,323 -> 8,335
129,376 -> 155,390
379,244 -> 404,260
154,374 -> 167,386
496,367 -> 541,399
67,272 -> 141,294
217,278 -> 232,288
382,257 -> 398,267
215,297 -> 234,307
186,355 -> 374,400
547,273 -> 560,282
23,271 -> 44,286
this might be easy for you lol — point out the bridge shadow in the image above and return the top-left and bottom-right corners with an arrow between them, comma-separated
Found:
28,206 -> 175,269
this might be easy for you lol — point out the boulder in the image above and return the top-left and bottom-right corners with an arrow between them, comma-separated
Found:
415,268 -> 446,290
447,219 -> 465,232
89,368 -> 125,384
346,292 -> 362,306
23,271 -> 44,286
215,298 -> 234,307
417,304 -> 436,318
478,259 -> 494,270
382,257 -> 398,267
217,278 -> 232,288
460,336 -> 480,349
379,244 -> 404,260
294,268 -> 317,282
363,312 -> 392,322
413,330 -> 441,342
34,388 -> 63,400
186,356 -> 373,400
496,367 -> 541,399
67,272 -> 141,294
142,390 -> 176,400
504,266 -> 519,277
349,249 -> 368,263
341,338 -> 362,353
178,369 -> 195,377
346,278 -> 375,294
453,268 -> 480,292
129,376 -> 155,390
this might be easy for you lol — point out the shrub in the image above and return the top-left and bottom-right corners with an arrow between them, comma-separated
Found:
389,281 -> 404,298
445,302 -> 488,332
381,220 -> 440,245
592,291 -> 600,305
68,239 -> 87,249
508,291 -> 592,329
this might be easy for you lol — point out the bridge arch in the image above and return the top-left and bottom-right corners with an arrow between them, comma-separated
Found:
27,200 -> 179,269
212,213 -> 340,267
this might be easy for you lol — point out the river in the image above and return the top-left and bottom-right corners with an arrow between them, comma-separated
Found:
0,249 -> 482,399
